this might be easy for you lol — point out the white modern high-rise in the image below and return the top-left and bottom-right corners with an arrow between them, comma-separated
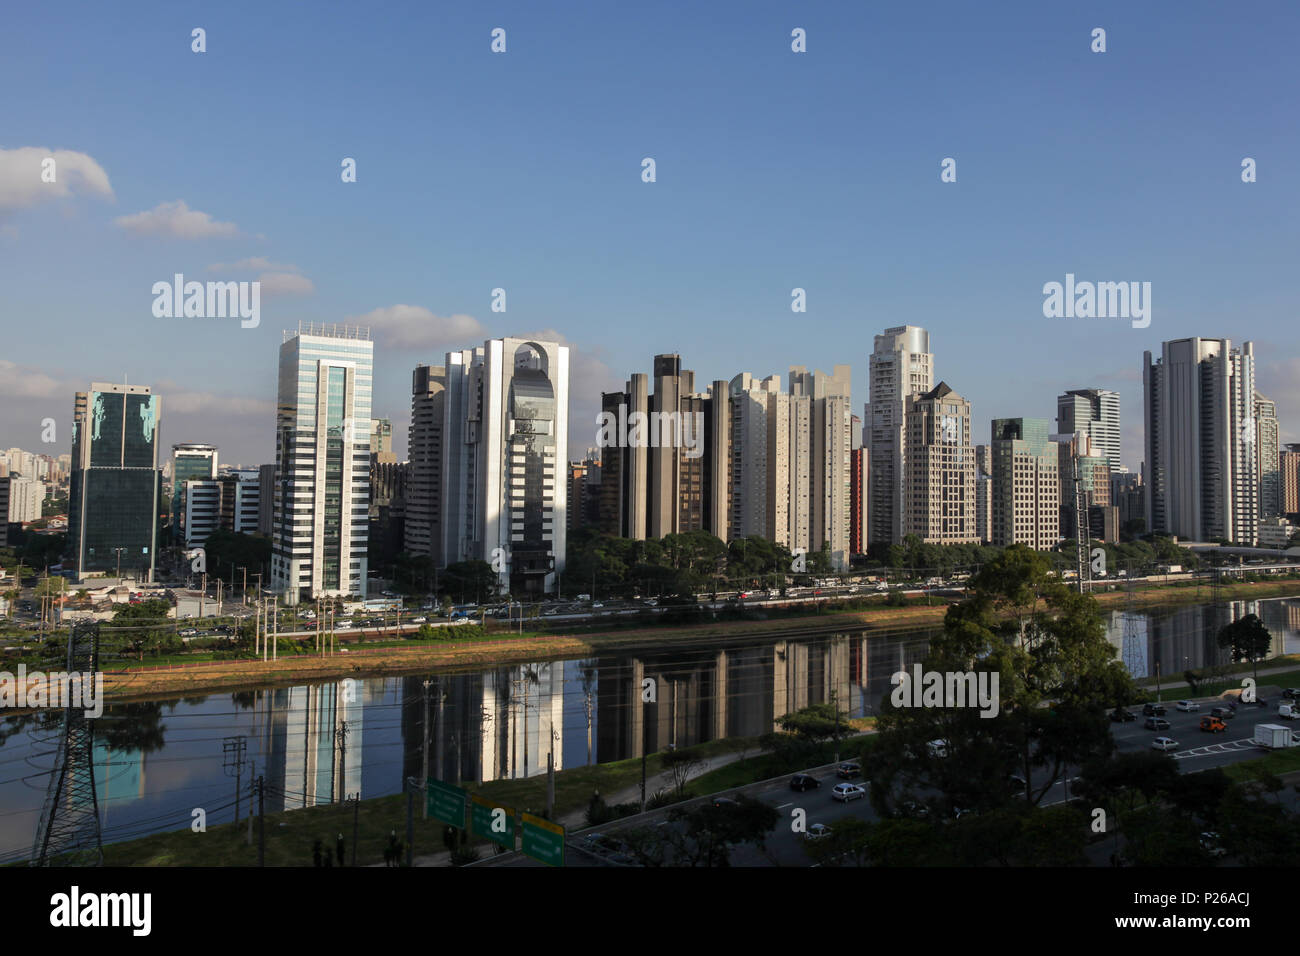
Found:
1143,338 -> 1258,544
441,337 -> 569,596
1056,389 -> 1121,472
867,326 -> 933,547
271,323 -> 374,603
6,475 -> 45,523
725,367 -> 850,569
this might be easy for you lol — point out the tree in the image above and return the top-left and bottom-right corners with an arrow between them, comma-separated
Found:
1216,613 -> 1273,684
660,748 -> 706,798
777,702 -> 844,758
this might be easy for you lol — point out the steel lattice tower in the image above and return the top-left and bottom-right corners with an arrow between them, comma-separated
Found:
1120,570 -> 1147,678
31,620 -> 103,866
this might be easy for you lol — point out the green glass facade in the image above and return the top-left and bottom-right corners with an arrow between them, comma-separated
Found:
70,386 -> 161,579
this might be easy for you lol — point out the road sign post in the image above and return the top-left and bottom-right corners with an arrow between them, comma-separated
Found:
521,813 -> 565,867
470,794 -> 516,850
426,778 -> 467,829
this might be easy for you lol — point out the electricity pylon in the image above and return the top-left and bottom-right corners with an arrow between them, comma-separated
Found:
31,620 -> 103,866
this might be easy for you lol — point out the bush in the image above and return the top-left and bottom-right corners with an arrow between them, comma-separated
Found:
885,590 -> 908,607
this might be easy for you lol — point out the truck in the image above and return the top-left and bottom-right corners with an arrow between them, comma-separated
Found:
1254,723 -> 1299,749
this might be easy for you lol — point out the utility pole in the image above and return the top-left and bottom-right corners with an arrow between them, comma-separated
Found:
246,762 -> 256,845
257,774 -> 265,866
335,721 -> 350,804
223,735 -> 247,826
405,777 -> 415,867
421,680 -> 432,818
351,793 -> 359,866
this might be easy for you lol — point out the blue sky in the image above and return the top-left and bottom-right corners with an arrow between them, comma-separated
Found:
2,0 -> 1297,469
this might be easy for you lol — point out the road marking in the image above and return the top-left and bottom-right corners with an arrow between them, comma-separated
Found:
1173,738 -> 1257,759
775,802 -> 792,809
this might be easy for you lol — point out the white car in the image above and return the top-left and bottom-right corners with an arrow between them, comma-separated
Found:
1151,737 -> 1179,752
804,823 -> 833,841
831,783 -> 866,803
1175,700 -> 1200,712
591,602 -> 604,609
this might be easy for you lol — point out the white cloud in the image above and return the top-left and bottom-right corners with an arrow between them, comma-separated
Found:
114,200 -> 240,239
0,359 -> 66,399
351,305 -> 487,350
209,256 -> 299,273
257,272 -> 315,297
1258,355 -> 1300,445
0,147 -> 114,214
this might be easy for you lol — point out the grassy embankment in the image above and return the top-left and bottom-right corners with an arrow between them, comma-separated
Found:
90,577 -> 1300,703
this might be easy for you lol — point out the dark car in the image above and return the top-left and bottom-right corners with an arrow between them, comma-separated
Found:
1210,706 -> 1235,720
1145,716 -> 1171,731
711,796 -> 739,809
1110,708 -> 1137,722
1283,689 -> 1300,701
836,762 -> 862,780
789,773 -> 820,792
1142,702 -> 1167,717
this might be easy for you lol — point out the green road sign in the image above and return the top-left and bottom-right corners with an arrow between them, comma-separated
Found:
427,778 -> 467,829
471,794 -> 515,849
521,813 -> 565,867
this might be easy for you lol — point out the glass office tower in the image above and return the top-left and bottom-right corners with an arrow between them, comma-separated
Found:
69,383 -> 162,581
271,323 -> 373,604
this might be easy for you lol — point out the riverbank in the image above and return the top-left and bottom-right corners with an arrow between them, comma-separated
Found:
93,577 -> 1300,704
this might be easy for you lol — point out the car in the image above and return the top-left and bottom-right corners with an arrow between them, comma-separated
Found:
804,823 -> 832,841
1142,702 -> 1167,717
1199,716 -> 1226,733
711,796 -> 739,809
591,602 -> 604,609
1144,716 -> 1171,731
899,800 -> 930,818
179,628 -> 198,637
789,773 -> 820,792
1110,708 -> 1137,722
1151,737 -> 1179,752
1175,700 -> 1200,712
836,762 -> 862,780
1200,831 -> 1227,858
1007,774 -> 1027,793
1210,706 -> 1235,720
831,783 -> 866,802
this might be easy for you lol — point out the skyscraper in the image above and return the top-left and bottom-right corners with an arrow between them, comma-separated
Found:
790,365 -> 852,570
867,326 -> 933,547
171,443 -> 218,545
441,337 -> 569,595
1056,388 -> 1121,472
69,382 -> 162,581
271,323 -> 374,603
405,365 -> 446,562
902,382 -> 977,544
974,444 -> 993,544
1255,393 -> 1280,519
1143,338 -> 1258,544
991,418 -> 1059,550
1282,444 -> 1300,521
